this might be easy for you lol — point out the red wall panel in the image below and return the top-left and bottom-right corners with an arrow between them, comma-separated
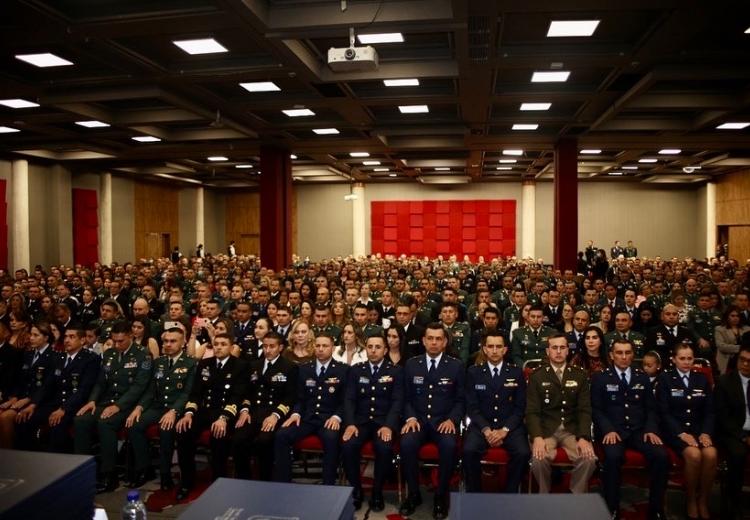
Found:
72,188 -> 99,266
371,200 -> 516,260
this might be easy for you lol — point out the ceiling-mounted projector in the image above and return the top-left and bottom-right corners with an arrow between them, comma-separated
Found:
327,45 -> 379,71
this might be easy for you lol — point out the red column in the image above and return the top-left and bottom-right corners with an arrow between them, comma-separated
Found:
553,138 -> 578,271
260,146 -> 292,271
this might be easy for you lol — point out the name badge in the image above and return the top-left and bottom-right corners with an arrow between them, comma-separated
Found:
606,384 -> 619,392
413,376 -> 424,385
565,380 -> 578,388
271,374 -> 287,382
504,381 -> 518,387
671,389 -> 684,397
379,376 -> 393,383
359,376 -> 370,384
306,378 -> 316,387
124,361 -> 137,369
475,384 -> 487,390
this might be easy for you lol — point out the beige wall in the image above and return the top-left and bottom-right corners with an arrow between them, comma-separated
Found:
178,187 -> 197,255
111,176 -> 135,263
203,189 -> 225,255
296,184 -> 354,260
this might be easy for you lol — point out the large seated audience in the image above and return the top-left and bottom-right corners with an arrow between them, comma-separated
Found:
1,246 -> 749,520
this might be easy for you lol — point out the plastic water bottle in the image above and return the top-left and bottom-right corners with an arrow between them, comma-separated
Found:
121,490 -> 147,520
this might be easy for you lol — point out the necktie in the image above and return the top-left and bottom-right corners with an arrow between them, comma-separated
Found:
533,329 -> 539,338
620,371 -> 628,386
319,364 -> 326,378
372,364 -> 379,377
32,352 -> 39,365
429,358 -> 437,373
682,374 -> 689,388
169,358 -> 174,369
493,367 -> 499,379
65,356 -> 71,369
217,360 -> 222,370
556,368 -> 564,382
263,361 -> 270,374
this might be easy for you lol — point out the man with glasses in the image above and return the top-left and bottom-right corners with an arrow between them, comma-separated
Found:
716,343 -> 750,519
526,333 -> 596,493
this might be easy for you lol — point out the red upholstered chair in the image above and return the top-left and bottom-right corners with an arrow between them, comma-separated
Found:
522,359 -> 543,382
359,440 -> 402,501
293,434 -> 326,479
691,358 -> 714,387
478,447 -> 514,492
400,440 -> 462,497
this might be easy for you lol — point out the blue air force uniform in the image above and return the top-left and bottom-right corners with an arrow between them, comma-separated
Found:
274,358 -> 349,484
463,362 -> 530,493
592,366 -> 668,516
655,368 -> 715,452
341,360 -> 404,497
12,345 -> 60,449
401,354 -> 465,498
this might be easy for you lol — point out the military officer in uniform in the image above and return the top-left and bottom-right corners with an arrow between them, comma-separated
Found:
232,331 -> 297,481
395,301 -> 424,359
463,332 -> 529,493
526,333 -> 597,493
311,304 -> 342,343
399,323 -> 465,520
92,299 -> 121,344
502,288 -> 527,330
687,291 -> 722,357
592,339 -> 668,519
20,325 -> 100,452
576,289 -> 602,324
655,342 -> 717,520
175,333 -> 248,500
126,327 -> 196,489
274,332 -> 348,485
645,304 -> 696,362
510,304 -> 556,366
341,333 -> 404,511
605,311 -> 647,357
74,321 -> 152,492
440,302 -> 471,363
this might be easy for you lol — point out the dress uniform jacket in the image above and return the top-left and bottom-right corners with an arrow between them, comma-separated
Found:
444,322 -> 471,363
47,349 -> 101,416
344,361 -> 404,430
293,359 -> 348,423
403,323 -> 425,359
591,367 -> 657,438
655,368 -> 714,443
240,356 -> 298,421
88,344 -> 152,409
687,308 -> 722,346
604,330 -> 647,357
311,324 -> 342,343
76,301 -> 100,326
0,341 -> 23,400
13,346 -> 58,402
645,324 -> 696,361
465,362 -> 526,433
576,304 -> 602,323
510,325 -> 556,366
185,356 -> 248,420
138,354 -> 196,414
526,364 -> 593,441
403,354 -> 465,427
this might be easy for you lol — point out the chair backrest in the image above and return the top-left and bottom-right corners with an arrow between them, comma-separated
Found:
523,358 -> 543,381
691,358 -> 714,387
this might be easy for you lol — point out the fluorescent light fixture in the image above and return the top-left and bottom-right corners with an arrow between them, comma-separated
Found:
580,149 -> 601,154
235,164 -> 253,169
435,167 -> 451,171
547,20 -> 600,37
0,126 -> 20,133
531,71 -> 570,83
0,98 -> 39,109
290,154 -> 298,159
389,173 -> 398,177
350,152 -> 370,157
499,159 -> 517,164
622,165 -> 638,170
207,156 -> 228,161
658,148 -> 681,154
363,160 -> 380,166
745,26 -> 750,34
608,171 -> 624,176
155,173 -> 202,185
374,168 -> 389,172
496,166 -> 513,170
172,38 -> 227,55
512,123 -> 539,130
357,33 -> 404,44
15,53 -> 73,67
313,128 -> 339,135
239,81 -> 280,92
75,120 -> 110,128
638,158 -> 657,163
717,122 -> 750,129
503,149 -> 524,156
520,102 -> 551,111
384,78 -> 419,87
282,108 -> 315,117
132,136 -> 161,142
399,105 -> 429,114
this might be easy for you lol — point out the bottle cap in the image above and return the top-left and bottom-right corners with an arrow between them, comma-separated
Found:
127,490 -> 140,501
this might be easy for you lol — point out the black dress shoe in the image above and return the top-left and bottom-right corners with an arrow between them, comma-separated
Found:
95,474 -> 118,494
352,488 -> 363,510
369,494 -> 385,512
399,494 -> 422,516
128,470 -> 149,488
176,487 -> 191,501
433,495 -> 448,520
160,474 -> 175,491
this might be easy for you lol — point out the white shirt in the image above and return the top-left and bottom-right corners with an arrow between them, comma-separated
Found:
488,361 -> 503,376
740,373 -> 750,430
426,352 -> 444,369
617,367 -> 632,385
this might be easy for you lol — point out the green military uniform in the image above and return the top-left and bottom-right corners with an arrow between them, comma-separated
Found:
604,330 -> 647,358
444,321 -> 471,363
528,292 -> 542,306
510,325 -> 556,366
492,289 -> 511,312
646,294 -> 668,313
93,318 -> 117,343
361,323 -> 384,338
129,354 -> 197,478
688,308 -> 722,349
503,305 -> 523,330
74,344 -> 152,474
416,301 -> 437,327
575,304 -> 601,323
311,323 -> 342,343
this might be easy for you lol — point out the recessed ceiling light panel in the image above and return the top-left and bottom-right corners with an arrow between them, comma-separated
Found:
240,81 -> 280,92
313,128 -> 339,135
235,164 -> 253,169
363,160 -> 381,166
132,136 -> 161,142
398,105 -> 429,113
520,103 -> 551,111
357,33 -> 404,44
15,53 -> 73,67
76,120 -> 110,128
547,20 -> 600,37
384,78 -> 419,87
658,148 -> 681,154
580,149 -> 601,154
173,38 -> 227,55
207,156 -> 228,161
717,122 -> 750,129
282,108 -> 315,117
638,158 -> 657,163
531,71 -> 570,83
0,98 -> 39,108
0,126 -> 20,133
503,149 -> 524,156
512,124 -> 539,130
350,152 -> 370,157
